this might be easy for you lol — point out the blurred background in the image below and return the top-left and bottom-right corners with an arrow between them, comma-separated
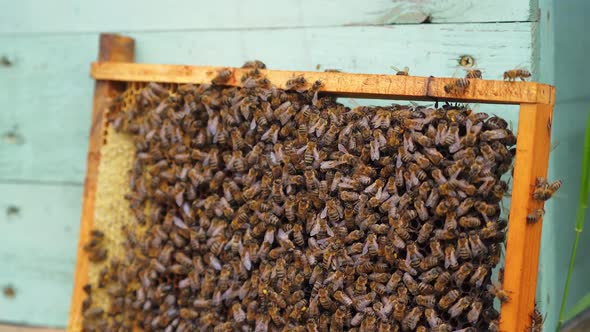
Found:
0,0 -> 588,331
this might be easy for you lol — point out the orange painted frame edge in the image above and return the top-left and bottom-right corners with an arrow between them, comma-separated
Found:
67,34 -> 134,332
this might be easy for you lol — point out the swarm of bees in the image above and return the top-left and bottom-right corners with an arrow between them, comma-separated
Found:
80,60 -> 534,331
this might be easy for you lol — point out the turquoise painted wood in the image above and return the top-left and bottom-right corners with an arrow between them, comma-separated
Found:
543,1 -> 590,330
0,0 -> 533,34
0,0 -> 546,328
0,183 -> 82,327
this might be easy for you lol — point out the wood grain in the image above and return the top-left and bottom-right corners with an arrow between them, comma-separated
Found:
67,34 -> 134,332
0,0 -> 534,34
0,23 -> 535,184
500,103 -> 554,331
92,62 -> 555,105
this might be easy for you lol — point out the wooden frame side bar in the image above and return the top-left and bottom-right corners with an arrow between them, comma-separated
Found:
500,103 -> 553,331
67,34 -> 135,332
91,62 -> 555,106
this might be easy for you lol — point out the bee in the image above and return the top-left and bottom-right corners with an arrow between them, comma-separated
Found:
459,216 -> 481,228
449,296 -> 472,318
416,221 -> 433,243
405,242 -> 424,267
403,272 -> 419,294
469,265 -> 489,288
331,306 -> 347,330
444,245 -> 459,270
424,308 -> 441,328
333,290 -> 353,307
393,301 -> 407,321
212,68 -> 232,85
465,69 -> 483,79
504,68 -> 532,82
383,270 -> 403,293
467,300 -> 483,324
457,233 -> 472,260
415,294 -> 436,308
242,60 -> 266,69
533,178 -> 562,201
487,281 -> 511,302
529,303 -> 545,332
444,78 -> 470,94
401,306 -> 422,331
438,289 -> 460,309
468,231 -> 488,257
391,66 -> 410,76
285,76 -> 307,91
453,262 -> 473,287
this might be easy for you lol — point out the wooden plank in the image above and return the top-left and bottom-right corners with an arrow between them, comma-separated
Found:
500,103 -> 554,332
91,62 -> 555,105
0,182 -> 82,327
67,34 -> 134,332
0,324 -> 63,332
0,0 -> 534,34
0,23 -> 536,184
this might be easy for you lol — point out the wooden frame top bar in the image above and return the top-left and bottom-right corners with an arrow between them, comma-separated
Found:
91,62 -> 555,106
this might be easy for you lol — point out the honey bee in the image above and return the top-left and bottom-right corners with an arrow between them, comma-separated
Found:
469,231 -> 488,257
457,233 -> 472,260
444,245 -> 459,270
285,76 -> 307,91
438,289 -> 460,309
469,265 -> 489,288
242,60 -> 266,69
487,281 -> 511,302
529,303 -> 545,332
453,262 -> 474,287
424,308 -> 441,328
467,300 -> 483,324
391,66 -> 410,76
465,69 -> 482,79
504,68 -> 531,82
533,178 -> 562,201
212,68 -> 233,85
416,294 -> 436,308
444,78 -> 470,94
401,306 -> 422,331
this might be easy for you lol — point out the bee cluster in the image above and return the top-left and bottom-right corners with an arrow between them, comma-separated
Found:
81,62 -> 519,332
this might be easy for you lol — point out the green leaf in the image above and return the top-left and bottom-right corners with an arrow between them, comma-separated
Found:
565,291 -> 590,322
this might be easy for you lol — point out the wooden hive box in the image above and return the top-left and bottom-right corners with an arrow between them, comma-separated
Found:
68,33 -> 555,332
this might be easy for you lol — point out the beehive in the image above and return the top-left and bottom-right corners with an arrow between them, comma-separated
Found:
68,34 -> 555,332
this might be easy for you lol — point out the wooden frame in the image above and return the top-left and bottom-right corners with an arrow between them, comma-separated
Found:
70,33 -> 555,332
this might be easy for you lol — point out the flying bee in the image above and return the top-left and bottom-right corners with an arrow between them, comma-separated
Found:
504,68 -> 531,82
444,78 -> 470,94
391,66 -> 410,76
449,296 -> 472,318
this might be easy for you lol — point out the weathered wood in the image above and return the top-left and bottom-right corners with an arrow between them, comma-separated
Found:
0,183 -> 82,327
0,0 -> 534,34
500,103 -> 554,331
92,62 -> 554,105
0,23 -> 535,184
67,34 -> 134,332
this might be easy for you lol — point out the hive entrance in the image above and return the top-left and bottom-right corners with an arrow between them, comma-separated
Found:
81,65 -> 515,332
